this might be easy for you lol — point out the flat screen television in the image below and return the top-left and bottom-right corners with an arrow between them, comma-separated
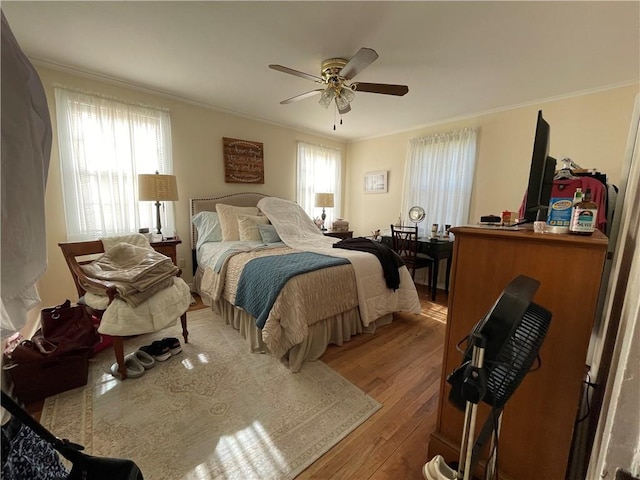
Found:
521,110 -> 557,224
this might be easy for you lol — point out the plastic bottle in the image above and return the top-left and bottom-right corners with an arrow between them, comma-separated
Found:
572,188 -> 583,205
569,188 -> 597,235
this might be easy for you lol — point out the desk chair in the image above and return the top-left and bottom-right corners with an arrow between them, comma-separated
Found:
59,237 -> 190,380
390,224 -> 434,291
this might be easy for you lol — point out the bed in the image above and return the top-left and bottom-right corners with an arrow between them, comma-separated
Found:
190,192 -> 421,371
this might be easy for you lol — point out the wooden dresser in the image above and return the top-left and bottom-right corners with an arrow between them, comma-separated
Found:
428,226 -> 608,480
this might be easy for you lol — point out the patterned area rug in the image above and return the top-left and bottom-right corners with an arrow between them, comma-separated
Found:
41,308 -> 381,480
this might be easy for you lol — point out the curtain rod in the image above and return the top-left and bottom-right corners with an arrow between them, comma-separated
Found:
52,83 -> 170,112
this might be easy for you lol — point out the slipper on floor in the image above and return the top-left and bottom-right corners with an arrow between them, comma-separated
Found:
422,455 -> 457,480
132,350 -> 155,370
110,354 -> 145,380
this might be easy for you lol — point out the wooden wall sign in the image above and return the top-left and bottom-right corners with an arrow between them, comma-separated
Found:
222,137 -> 264,184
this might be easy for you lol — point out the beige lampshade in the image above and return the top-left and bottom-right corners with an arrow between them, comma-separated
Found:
138,173 -> 179,201
314,192 -> 334,208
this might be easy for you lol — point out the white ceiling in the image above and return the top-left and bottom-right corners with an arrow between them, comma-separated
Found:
3,1 -> 639,141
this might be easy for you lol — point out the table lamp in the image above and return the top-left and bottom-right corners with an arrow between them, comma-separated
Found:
138,171 -> 179,237
314,192 -> 334,231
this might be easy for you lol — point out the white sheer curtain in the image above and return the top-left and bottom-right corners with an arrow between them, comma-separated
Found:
55,88 -> 174,241
296,141 -> 342,227
402,128 -> 478,235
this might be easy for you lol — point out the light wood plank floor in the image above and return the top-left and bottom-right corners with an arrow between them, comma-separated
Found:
26,285 -> 448,480
298,283 -> 448,480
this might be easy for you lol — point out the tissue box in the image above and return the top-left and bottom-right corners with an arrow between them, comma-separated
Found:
332,219 -> 350,232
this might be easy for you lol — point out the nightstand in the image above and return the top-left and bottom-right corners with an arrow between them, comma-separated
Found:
323,230 -> 353,240
150,235 -> 181,266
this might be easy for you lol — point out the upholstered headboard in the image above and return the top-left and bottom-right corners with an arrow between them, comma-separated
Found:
190,192 -> 270,249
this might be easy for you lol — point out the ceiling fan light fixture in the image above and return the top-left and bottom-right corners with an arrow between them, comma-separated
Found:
318,86 -> 335,108
341,86 -> 355,103
272,47 -> 409,120
335,94 -> 351,114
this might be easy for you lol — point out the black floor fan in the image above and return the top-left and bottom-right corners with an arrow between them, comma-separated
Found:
423,275 -> 553,480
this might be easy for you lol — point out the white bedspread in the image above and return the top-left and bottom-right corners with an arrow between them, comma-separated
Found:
257,197 -> 421,325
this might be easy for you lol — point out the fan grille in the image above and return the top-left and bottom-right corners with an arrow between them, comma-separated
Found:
485,302 -> 552,407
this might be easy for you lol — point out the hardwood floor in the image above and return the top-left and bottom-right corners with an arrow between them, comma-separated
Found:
298,284 -> 448,480
24,285 -> 448,480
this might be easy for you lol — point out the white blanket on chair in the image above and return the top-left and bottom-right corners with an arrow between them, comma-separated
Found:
257,197 -> 420,326
87,277 -> 191,336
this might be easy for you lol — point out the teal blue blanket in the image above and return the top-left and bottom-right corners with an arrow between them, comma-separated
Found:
235,252 -> 349,329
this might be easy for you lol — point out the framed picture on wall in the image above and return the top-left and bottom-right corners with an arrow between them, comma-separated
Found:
364,170 -> 388,193
222,137 -> 264,184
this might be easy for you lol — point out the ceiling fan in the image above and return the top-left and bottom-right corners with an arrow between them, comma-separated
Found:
269,47 -> 409,115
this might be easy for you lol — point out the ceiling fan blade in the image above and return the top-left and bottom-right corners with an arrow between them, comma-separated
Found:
339,47 -> 379,80
269,64 -> 323,83
352,82 -> 409,96
280,89 -> 324,104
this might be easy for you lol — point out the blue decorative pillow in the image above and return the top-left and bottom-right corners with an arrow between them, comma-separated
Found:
192,211 -> 222,248
257,223 -> 282,243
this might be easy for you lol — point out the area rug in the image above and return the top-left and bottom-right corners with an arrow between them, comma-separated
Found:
41,308 -> 381,480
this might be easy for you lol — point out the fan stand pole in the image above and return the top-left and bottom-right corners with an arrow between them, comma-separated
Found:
484,413 -> 503,480
457,340 -> 486,480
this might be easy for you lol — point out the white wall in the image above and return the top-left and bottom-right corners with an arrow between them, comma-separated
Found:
34,63 -> 638,310
35,65 -> 346,309
345,85 -> 639,238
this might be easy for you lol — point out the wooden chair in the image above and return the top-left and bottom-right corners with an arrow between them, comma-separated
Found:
390,224 -> 434,291
58,240 -> 189,380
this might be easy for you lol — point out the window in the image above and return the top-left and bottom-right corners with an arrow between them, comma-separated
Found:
402,128 -> 478,233
296,141 -> 342,227
55,88 -> 174,241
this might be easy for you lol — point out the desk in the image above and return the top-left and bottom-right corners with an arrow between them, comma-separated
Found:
382,236 -> 454,301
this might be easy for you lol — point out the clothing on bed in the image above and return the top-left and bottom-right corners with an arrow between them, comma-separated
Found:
332,237 -> 404,290
235,252 -> 349,328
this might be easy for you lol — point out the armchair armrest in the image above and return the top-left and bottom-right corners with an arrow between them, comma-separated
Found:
70,261 -> 117,305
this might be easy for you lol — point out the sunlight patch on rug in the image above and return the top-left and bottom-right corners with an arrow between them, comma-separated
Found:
41,308 -> 381,480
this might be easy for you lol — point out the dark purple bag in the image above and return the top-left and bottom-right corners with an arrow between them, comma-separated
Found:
38,300 -> 100,356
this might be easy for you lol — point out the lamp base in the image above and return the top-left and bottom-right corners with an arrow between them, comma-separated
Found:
155,201 -> 163,236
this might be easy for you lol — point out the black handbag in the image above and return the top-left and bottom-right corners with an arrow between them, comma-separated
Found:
1,391 -> 143,480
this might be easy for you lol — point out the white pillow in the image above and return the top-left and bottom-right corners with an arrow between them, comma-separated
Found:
192,211 -> 222,248
237,214 -> 270,242
216,204 -> 260,241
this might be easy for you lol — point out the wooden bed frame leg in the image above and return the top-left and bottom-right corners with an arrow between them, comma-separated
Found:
180,312 -> 189,344
112,336 -> 127,380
